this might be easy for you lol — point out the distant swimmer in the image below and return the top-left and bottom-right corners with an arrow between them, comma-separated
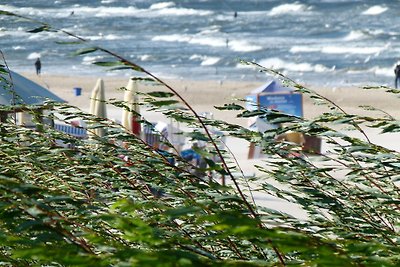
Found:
234,11 -> 238,18
395,64 -> 400,88
70,11 -> 74,16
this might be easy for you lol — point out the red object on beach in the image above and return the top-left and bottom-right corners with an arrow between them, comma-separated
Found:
131,116 -> 141,136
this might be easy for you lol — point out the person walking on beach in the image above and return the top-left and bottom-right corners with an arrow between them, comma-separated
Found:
34,58 -> 41,75
395,64 -> 400,88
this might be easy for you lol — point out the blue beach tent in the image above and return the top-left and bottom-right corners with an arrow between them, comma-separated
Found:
250,80 -> 294,95
246,80 -> 295,111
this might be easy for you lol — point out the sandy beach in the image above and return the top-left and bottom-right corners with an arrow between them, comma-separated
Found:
19,71 -> 400,153
22,71 -> 400,120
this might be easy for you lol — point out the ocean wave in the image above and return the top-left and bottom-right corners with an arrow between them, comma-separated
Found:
0,4 -> 211,19
321,45 -> 388,55
268,3 -> 312,16
188,36 -> 226,48
87,34 -> 121,41
290,46 -> 320,53
291,44 -> 388,55
81,55 -> 106,65
138,54 -> 154,61
27,52 -> 41,60
153,34 -> 261,53
371,66 -> 393,77
12,46 -> 25,50
198,25 -> 222,35
71,6 -> 140,17
150,7 -> 212,16
228,40 -> 263,52
149,2 -> 175,10
245,58 -> 329,73
343,30 -> 370,41
362,5 -> 388,15
152,34 -> 192,43
190,55 -> 221,66
153,34 -> 223,47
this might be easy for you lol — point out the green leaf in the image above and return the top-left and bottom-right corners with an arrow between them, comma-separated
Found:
0,67 -> 8,75
27,25 -> 50,33
0,10 -> 17,16
147,91 -> 175,98
92,61 -> 124,67
109,66 -> 136,71
55,41 -> 84,45
237,110 -> 266,118
214,103 -> 245,110
165,206 -> 202,218
151,100 -> 179,107
72,47 -> 98,56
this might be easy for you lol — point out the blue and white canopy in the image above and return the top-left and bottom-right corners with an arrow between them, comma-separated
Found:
0,71 -> 65,106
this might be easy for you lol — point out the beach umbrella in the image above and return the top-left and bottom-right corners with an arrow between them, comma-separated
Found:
89,78 -> 107,138
17,112 -> 33,127
121,78 -> 141,136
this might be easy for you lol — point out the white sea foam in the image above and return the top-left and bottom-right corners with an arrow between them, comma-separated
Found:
190,36 -> 227,48
27,52 -> 41,60
229,40 -> 263,52
153,34 -> 224,48
152,34 -> 192,43
371,66 -> 393,77
148,1 -> 212,16
343,30 -> 370,41
256,58 -> 329,73
82,55 -> 105,65
152,7 -> 212,16
79,6 -> 140,17
139,55 -> 153,61
291,44 -> 388,55
189,55 -> 220,66
198,25 -> 221,35
290,46 -> 320,53
100,0 -> 117,4
362,5 -> 388,15
153,34 -> 261,52
149,2 -> 175,9
321,45 -> 387,55
268,3 -> 311,16
12,46 -> 25,50
0,4 -> 131,18
201,57 -> 220,66
87,34 -> 122,41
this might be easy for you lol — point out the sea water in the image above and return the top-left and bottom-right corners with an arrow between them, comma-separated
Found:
0,0 -> 399,87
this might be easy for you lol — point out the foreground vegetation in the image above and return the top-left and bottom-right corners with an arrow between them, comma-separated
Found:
0,9 -> 399,266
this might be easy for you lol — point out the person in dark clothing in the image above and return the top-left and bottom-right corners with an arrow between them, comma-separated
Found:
35,58 -> 41,75
395,64 -> 400,88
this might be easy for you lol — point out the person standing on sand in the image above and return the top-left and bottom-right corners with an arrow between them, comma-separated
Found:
34,58 -> 41,75
394,64 -> 400,88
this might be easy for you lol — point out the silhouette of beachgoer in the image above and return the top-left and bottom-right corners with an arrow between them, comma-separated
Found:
234,11 -> 238,18
395,64 -> 400,88
35,58 -> 41,75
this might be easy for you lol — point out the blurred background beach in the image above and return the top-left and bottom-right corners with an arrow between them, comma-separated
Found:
1,0 -> 400,87
3,0 -> 400,169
